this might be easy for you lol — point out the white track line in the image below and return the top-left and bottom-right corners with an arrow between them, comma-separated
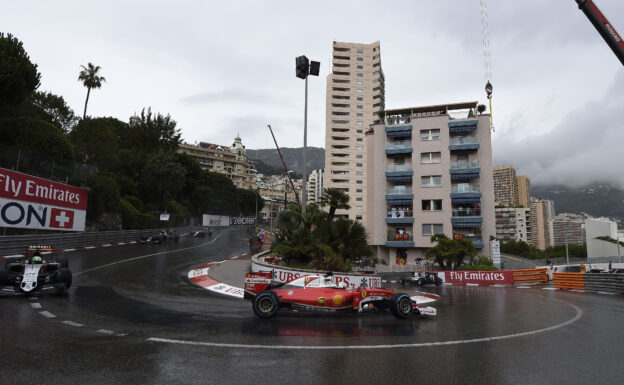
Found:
74,233 -> 224,277
62,320 -> 83,327
147,300 -> 583,350
97,329 -> 127,336
39,311 -> 56,318
30,302 -> 42,309
542,287 -> 558,291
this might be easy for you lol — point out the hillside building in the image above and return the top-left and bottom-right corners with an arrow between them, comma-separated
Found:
493,166 -> 518,206
495,207 -> 531,243
306,169 -> 324,204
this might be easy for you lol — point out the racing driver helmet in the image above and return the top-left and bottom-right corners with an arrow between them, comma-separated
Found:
31,255 -> 43,264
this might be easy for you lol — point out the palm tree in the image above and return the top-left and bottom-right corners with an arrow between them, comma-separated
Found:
320,188 -> 351,222
425,234 -> 478,270
78,62 -> 106,119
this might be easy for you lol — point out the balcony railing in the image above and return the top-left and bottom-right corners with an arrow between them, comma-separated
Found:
385,141 -> 412,150
449,137 -> 479,145
387,187 -> 413,195
387,232 -> 413,241
451,184 -> 481,193
387,164 -> 412,172
450,160 -> 480,169
387,208 -> 414,218
452,209 -> 482,217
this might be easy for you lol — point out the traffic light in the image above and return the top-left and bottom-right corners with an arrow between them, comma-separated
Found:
296,55 -> 309,79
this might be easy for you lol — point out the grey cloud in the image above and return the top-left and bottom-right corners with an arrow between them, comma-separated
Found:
493,70 -> 624,188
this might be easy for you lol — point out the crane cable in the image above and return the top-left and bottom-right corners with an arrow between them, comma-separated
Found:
480,0 -> 494,131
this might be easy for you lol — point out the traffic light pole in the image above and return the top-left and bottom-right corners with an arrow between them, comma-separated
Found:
302,75 -> 308,216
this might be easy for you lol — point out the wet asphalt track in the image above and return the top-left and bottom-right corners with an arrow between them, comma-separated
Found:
1,227 -> 623,385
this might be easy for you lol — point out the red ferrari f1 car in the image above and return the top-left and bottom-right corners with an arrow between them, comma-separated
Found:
244,272 -> 438,319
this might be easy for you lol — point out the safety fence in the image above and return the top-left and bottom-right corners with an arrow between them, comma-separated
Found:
584,273 -> 624,293
512,268 -> 549,284
0,226 -> 198,257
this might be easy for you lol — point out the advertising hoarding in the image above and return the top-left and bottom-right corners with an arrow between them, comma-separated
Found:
202,215 -> 229,227
0,168 -> 88,232
439,270 -> 514,284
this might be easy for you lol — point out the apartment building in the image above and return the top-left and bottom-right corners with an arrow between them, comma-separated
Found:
516,175 -> 531,208
324,41 -> 385,223
495,207 -> 531,243
178,136 -> 256,190
365,102 -> 496,265
306,169 -> 324,204
493,166 -> 518,206
552,213 -> 586,246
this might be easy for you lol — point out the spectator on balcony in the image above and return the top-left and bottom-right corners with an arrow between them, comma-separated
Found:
398,207 -> 405,218
391,207 -> 397,218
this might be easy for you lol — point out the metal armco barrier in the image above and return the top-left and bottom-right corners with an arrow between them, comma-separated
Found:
513,268 -> 548,284
584,273 -> 624,293
0,226 -> 197,257
553,272 -> 585,290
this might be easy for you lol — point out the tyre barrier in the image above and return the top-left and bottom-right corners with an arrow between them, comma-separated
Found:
584,273 -> 624,293
512,268 -> 548,284
553,272 -> 585,290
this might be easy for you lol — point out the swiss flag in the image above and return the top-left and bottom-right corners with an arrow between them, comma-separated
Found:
50,208 -> 74,229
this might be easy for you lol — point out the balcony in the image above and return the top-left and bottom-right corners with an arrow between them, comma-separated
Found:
386,164 -> 412,172
448,119 -> 478,133
386,187 -> 412,195
452,208 -> 482,217
386,231 -> 415,247
451,184 -> 480,193
386,187 -> 413,200
449,136 -> 480,151
385,141 -> 413,155
450,160 -> 480,175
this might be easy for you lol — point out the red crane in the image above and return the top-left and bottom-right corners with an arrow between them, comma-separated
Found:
575,0 -> 624,66
267,124 -> 300,204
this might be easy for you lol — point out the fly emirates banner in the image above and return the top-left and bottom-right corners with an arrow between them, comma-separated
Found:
0,168 -> 88,231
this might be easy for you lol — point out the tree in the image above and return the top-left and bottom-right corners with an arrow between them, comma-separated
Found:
78,62 -> 105,119
426,234 -> 478,270
32,91 -> 78,132
320,188 -> 351,222
0,33 -> 41,110
70,117 -> 125,170
126,108 -> 181,153
477,104 -> 487,115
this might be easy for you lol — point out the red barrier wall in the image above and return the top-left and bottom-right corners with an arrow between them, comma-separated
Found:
440,270 -> 514,284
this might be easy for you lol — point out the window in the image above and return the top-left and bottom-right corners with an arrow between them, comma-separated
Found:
356,81 -> 363,85
356,180 -> 363,184
356,163 -> 363,167
356,215 -> 363,220
373,54 -> 380,59
356,138 -> 363,142
356,171 -> 363,175
356,130 -> 363,134
421,152 -> 441,164
357,65 -> 363,69
357,97 -> 363,101
356,89 -> 363,93
422,199 -> 442,211
356,206 -> 363,210
373,47 -> 379,52
356,146 -> 363,150
356,121 -> 363,126
357,105 -> 363,109
356,113 -> 363,117
357,57 -> 363,62
356,154 -> 363,159
421,175 -> 442,187
357,49 -> 363,54
356,197 -> 363,201
356,188 -> 363,193
373,70 -> 380,75
422,224 -> 443,235
420,129 -> 441,141
357,73 -> 363,77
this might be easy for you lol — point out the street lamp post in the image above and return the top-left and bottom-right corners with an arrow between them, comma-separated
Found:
295,56 -> 320,215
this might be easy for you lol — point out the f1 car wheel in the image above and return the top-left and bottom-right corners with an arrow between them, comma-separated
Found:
390,293 -> 413,319
0,270 -> 9,285
253,291 -> 279,319
59,268 -> 72,289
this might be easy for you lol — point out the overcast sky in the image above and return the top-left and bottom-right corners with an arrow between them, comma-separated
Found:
4,0 -> 624,187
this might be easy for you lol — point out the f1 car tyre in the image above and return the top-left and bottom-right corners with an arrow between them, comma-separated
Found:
390,293 -> 413,319
59,268 -> 72,289
0,270 -> 9,285
253,291 -> 279,319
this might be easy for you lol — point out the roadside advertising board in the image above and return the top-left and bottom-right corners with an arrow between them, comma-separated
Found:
491,240 -> 501,269
202,214 -> 229,227
439,270 -> 514,284
251,263 -> 382,289
0,167 -> 88,232
230,216 -> 255,225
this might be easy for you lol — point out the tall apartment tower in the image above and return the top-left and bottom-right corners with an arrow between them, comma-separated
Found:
306,169 -> 324,204
516,175 -> 531,208
366,102 -> 496,265
324,41 -> 385,222
493,166 -> 518,206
